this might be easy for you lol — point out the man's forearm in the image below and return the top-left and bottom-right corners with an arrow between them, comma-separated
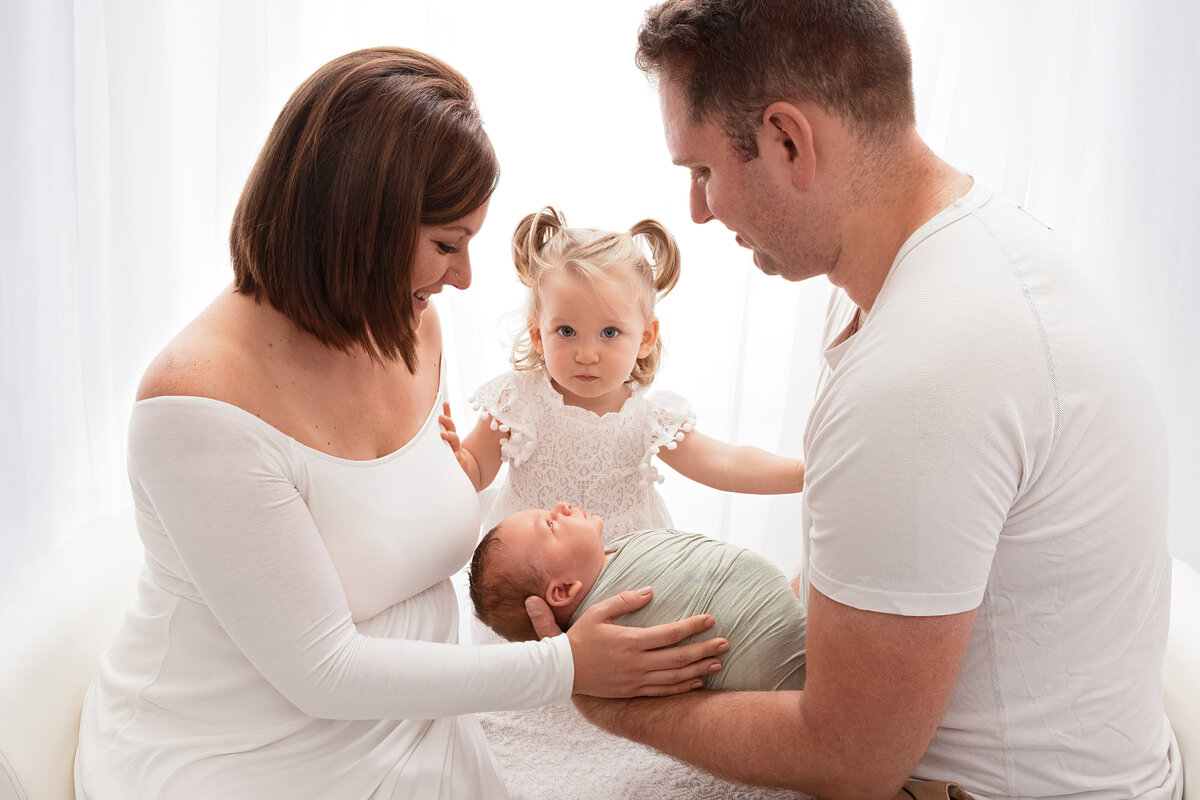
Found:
571,592 -> 974,800
570,591 -> 974,800
575,690 -> 875,798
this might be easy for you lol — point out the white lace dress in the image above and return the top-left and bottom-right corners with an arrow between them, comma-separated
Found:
469,368 -> 695,543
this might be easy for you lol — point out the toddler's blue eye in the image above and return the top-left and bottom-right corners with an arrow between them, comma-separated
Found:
601,327 -> 620,339
555,326 -> 575,337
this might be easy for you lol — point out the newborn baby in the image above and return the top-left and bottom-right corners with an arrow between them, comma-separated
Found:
468,502 -> 807,691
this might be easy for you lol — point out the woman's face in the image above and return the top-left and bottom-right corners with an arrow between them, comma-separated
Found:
410,200 -> 490,326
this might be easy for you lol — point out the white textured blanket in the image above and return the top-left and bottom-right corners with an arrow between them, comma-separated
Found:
480,700 -> 812,800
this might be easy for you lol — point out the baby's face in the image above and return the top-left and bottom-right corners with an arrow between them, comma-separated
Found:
500,503 -> 607,585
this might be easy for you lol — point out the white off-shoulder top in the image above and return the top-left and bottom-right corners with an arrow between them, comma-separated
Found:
75,388 -> 573,799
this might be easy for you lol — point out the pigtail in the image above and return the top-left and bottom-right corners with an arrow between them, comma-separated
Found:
626,218 -> 681,388
629,218 -> 681,301
510,206 -> 570,373
511,206 -> 568,288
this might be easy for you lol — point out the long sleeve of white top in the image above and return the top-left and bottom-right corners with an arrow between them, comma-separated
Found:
126,398 -> 574,721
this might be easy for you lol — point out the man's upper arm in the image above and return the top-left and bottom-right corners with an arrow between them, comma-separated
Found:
801,584 -> 977,794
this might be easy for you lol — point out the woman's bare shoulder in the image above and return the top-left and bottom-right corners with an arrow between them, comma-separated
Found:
417,304 -> 444,363
136,290 -> 262,404
136,339 -> 242,402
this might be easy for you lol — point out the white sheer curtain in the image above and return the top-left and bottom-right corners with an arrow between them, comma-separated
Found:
3,0 -> 1196,599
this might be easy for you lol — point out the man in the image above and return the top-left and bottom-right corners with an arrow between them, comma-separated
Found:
526,2 -> 1181,798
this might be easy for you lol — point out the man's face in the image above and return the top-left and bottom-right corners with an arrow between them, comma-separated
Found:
658,79 -> 835,283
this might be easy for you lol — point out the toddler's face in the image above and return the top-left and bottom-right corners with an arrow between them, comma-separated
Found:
500,502 -> 607,584
531,271 -> 656,413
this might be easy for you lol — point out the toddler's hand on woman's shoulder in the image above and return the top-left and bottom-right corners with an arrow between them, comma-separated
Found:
439,403 -> 471,472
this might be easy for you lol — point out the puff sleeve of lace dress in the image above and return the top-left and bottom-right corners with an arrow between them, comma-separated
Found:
468,371 -> 540,467
637,389 -> 696,487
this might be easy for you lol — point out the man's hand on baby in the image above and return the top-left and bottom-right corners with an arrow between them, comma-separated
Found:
526,589 -> 728,698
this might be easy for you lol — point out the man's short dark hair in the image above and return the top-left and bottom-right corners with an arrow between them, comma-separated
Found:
636,0 -> 915,159
230,47 -> 498,369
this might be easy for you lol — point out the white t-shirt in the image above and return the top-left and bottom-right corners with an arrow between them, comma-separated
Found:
76,391 -> 574,799
801,185 -> 1180,800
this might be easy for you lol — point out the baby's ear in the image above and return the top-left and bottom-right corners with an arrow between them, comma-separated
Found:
545,579 -> 584,608
637,318 -> 660,359
530,325 -> 545,355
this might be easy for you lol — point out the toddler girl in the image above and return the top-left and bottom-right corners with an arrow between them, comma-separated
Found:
442,206 -> 802,543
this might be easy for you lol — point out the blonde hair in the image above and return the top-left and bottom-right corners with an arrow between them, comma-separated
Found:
510,207 -> 682,386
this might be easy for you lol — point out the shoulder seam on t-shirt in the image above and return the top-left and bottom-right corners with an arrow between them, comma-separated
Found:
968,210 -> 1064,447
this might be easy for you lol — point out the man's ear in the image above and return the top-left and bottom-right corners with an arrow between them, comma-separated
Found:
761,101 -> 816,190
638,318 -> 660,359
545,579 -> 584,608
530,325 -> 544,355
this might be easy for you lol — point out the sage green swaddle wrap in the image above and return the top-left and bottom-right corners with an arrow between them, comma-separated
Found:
568,529 -> 807,691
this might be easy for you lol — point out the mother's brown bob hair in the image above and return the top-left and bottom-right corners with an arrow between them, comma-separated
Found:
230,47 -> 499,370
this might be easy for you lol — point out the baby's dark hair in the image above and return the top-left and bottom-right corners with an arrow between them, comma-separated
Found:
468,523 -> 548,642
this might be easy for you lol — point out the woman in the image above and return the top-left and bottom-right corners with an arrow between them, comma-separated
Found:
74,47 -> 726,799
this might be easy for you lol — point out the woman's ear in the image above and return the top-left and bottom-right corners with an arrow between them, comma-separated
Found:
638,318 -> 660,359
762,101 -> 816,190
545,579 -> 584,608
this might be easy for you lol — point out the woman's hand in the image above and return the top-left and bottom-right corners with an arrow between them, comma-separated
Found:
526,588 -> 728,697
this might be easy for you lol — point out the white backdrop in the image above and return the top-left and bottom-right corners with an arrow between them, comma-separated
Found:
2,0 -> 1197,599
